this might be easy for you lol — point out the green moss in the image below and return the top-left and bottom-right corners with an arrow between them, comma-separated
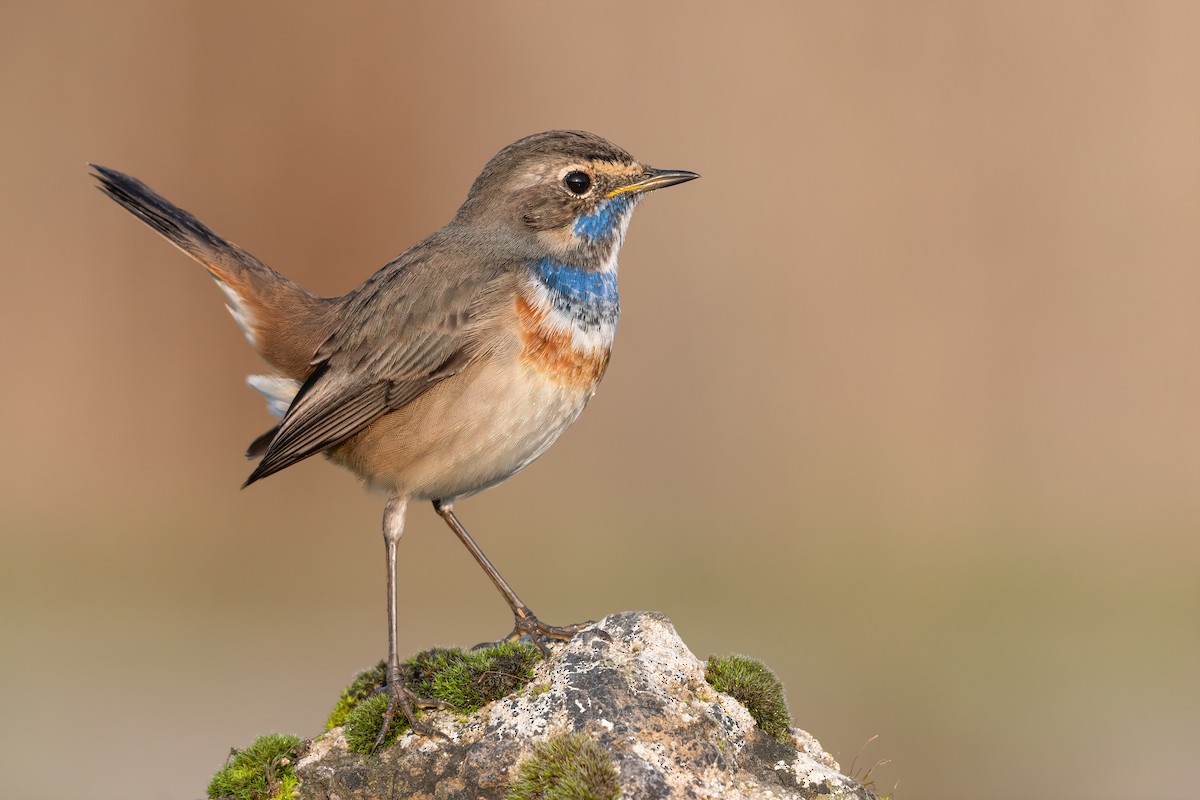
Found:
400,646 -> 471,703
325,661 -> 386,731
343,692 -> 407,753
506,733 -> 620,800
335,641 -> 542,754
207,733 -> 302,800
426,641 -> 540,712
705,654 -> 792,744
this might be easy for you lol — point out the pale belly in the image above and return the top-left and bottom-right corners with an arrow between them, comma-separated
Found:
328,356 -> 599,501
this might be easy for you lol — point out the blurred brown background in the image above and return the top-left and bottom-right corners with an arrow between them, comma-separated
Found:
1,2 -> 1197,799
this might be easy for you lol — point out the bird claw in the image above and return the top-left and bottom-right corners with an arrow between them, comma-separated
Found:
506,608 -> 593,657
371,682 -> 449,752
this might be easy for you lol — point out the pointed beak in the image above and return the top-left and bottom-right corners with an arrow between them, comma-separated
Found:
606,167 -> 700,199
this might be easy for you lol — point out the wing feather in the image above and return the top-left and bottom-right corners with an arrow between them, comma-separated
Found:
243,238 -> 513,486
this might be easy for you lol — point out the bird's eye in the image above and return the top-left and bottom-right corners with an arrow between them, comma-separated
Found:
564,171 -> 592,195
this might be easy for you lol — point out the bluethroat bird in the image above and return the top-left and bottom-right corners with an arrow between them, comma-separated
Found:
91,131 -> 698,742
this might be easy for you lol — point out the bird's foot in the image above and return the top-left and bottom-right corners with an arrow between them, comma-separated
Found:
371,676 -> 451,752
506,606 -> 594,657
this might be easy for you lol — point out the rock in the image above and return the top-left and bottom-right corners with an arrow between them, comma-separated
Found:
291,611 -> 875,799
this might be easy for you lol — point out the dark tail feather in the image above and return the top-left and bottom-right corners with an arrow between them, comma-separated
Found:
245,425 -> 279,460
90,164 -> 266,277
90,164 -> 336,380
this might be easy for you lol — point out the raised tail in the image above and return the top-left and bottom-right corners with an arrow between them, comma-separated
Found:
90,164 -> 336,380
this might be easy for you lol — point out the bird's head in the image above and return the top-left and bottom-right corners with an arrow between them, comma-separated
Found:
454,130 -> 698,269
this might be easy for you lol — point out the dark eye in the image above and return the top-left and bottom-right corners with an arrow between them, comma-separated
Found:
564,171 -> 591,195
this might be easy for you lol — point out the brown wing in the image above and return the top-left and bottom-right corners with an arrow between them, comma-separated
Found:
244,235 -> 511,487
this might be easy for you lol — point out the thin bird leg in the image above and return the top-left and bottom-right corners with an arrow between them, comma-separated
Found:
373,496 -> 450,750
432,499 -> 590,656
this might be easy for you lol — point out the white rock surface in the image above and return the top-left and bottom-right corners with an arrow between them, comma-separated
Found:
293,611 -> 875,799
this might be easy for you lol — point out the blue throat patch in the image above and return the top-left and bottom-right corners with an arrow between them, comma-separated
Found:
532,257 -> 620,330
573,195 -> 633,241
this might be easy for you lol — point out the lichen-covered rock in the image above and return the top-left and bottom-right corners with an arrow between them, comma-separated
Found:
292,611 -> 875,799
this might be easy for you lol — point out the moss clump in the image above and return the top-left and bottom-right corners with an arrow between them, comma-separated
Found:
403,646 -> 473,696
705,654 -> 792,744
325,660 -> 386,731
335,641 -> 541,753
344,692 -> 405,752
506,733 -> 620,800
207,733 -> 302,800
425,641 -> 541,711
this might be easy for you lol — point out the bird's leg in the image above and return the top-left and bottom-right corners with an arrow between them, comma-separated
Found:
432,499 -> 591,656
373,496 -> 448,750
